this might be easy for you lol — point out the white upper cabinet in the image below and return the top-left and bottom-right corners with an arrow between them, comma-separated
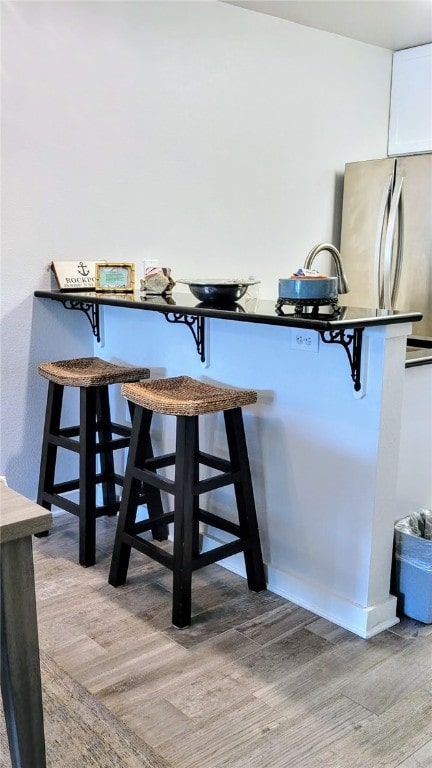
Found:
388,43 -> 432,156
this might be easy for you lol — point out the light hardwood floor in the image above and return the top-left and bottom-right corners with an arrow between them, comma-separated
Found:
32,513 -> 432,768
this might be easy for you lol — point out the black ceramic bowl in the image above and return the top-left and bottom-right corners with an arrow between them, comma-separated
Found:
177,279 -> 259,304
196,301 -> 245,312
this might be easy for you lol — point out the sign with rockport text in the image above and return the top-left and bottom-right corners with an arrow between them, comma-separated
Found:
51,261 -> 105,290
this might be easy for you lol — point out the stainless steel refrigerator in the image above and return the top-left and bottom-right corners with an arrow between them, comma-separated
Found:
339,153 -> 432,341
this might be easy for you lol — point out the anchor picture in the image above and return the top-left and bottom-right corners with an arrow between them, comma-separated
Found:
51,260 -> 101,290
77,261 -> 90,277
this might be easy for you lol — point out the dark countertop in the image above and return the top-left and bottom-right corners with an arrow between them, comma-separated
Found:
34,288 -> 423,332
405,337 -> 432,367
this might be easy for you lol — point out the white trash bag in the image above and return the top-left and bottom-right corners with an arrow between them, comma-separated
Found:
393,509 -> 432,623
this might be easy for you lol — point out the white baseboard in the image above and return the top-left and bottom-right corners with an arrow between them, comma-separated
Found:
201,533 -> 399,639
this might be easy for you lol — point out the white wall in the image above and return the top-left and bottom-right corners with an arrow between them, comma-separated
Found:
396,364 -> 432,518
1,0 -> 392,498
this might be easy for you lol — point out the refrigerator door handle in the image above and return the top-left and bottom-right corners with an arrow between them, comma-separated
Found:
375,175 -> 393,307
391,176 -> 404,307
383,174 -> 403,309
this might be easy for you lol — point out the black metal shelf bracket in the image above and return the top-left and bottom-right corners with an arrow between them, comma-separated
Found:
319,327 -> 364,392
165,313 -> 206,362
62,300 -> 101,343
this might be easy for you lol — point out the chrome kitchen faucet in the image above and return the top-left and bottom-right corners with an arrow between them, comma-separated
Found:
304,243 -> 350,294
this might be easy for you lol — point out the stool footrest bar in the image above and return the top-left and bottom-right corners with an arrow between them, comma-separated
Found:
47,435 -> 81,453
51,479 -> 80,494
198,452 -> 231,473
133,467 -> 176,493
46,434 -> 131,453
58,425 -> 80,438
120,532 -> 249,573
39,493 -> 80,516
198,508 -> 241,537
132,467 -> 242,496
57,422 -> 131,438
144,453 -> 177,471
132,513 -> 175,535
194,538 -> 249,569
39,492 -> 120,519
121,533 -> 174,569
197,471 -> 241,495
110,422 -> 133,437
50,473 -> 124,495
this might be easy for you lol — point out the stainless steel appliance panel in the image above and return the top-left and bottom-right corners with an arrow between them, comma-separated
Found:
395,155 -> 432,337
339,154 -> 432,338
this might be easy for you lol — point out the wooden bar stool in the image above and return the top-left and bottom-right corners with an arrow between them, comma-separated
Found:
37,357 -> 168,567
108,375 -> 266,628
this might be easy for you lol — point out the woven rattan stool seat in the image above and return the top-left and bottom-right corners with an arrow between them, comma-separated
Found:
38,357 -> 150,387
122,375 -> 257,416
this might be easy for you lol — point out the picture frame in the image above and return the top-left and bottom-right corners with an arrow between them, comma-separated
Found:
95,262 -> 135,293
51,260 -> 101,291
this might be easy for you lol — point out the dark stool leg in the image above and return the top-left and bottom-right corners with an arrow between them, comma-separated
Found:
96,385 -> 117,511
109,406 -> 152,586
36,381 -> 64,537
172,415 -> 196,629
192,421 -> 200,559
127,401 -> 168,542
79,386 -> 97,567
224,408 -> 266,592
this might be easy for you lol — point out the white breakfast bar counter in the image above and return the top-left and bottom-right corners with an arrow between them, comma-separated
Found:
34,288 -> 424,637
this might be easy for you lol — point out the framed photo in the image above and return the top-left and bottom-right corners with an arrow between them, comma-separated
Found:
95,262 -> 135,293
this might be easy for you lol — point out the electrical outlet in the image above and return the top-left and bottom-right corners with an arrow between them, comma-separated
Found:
290,329 -> 319,352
